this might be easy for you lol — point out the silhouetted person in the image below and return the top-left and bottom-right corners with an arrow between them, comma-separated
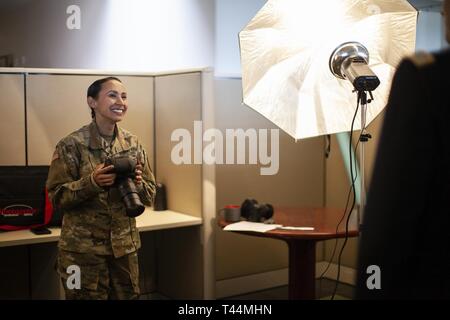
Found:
356,1 -> 450,299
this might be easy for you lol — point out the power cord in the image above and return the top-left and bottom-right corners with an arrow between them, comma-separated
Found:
317,172 -> 356,297
330,91 -> 370,300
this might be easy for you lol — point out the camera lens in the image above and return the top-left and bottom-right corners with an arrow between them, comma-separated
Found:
123,194 -> 145,217
117,178 -> 145,218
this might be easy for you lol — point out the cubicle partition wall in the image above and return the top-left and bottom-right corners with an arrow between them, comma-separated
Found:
154,73 -> 204,299
0,68 -> 214,299
0,74 -> 26,165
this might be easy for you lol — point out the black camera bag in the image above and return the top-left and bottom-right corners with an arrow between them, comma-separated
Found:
0,166 -> 61,231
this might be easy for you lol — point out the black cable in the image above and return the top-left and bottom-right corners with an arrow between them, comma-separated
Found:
318,100 -> 362,298
317,173 -> 355,295
331,91 -> 364,300
318,137 -> 361,291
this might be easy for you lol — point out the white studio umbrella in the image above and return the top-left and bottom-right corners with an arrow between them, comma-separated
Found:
239,0 -> 417,140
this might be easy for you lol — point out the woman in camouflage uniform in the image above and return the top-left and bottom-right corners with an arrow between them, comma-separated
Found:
46,77 -> 156,299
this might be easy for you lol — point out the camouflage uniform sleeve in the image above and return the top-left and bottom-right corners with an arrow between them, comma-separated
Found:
46,141 -> 104,209
136,144 -> 156,206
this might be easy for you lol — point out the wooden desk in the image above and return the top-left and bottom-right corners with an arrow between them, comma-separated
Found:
219,207 -> 359,300
0,208 -> 202,247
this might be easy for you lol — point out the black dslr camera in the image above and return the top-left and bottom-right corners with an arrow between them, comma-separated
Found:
240,198 -> 274,223
104,156 -> 145,218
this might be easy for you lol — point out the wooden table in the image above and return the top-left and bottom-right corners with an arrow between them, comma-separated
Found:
218,207 -> 359,300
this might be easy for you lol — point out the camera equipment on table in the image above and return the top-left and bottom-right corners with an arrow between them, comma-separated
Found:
104,156 -> 145,218
240,198 -> 274,223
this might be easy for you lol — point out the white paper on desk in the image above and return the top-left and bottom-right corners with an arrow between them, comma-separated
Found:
223,221 -> 282,233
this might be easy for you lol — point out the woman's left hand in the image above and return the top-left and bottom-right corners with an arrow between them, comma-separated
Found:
134,163 -> 143,185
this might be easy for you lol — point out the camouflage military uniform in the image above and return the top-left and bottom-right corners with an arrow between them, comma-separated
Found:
46,121 -> 156,299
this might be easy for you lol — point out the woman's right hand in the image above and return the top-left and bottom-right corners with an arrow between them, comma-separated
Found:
93,163 -> 116,187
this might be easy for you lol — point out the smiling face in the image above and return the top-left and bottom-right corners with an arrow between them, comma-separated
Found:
88,80 -> 128,125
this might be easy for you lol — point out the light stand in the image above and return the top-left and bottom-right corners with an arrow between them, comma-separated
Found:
357,90 -> 374,228
330,42 -> 380,228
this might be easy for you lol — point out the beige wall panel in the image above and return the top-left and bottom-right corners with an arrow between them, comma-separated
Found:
26,75 -> 154,166
27,74 -> 99,165
115,76 -> 155,170
324,112 -> 386,268
0,74 -> 25,165
214,79 -> 325,280
155,73 -> 202,218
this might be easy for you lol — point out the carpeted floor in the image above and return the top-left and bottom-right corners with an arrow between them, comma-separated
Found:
139,278 -> 354,300
222,278 -> 354,300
